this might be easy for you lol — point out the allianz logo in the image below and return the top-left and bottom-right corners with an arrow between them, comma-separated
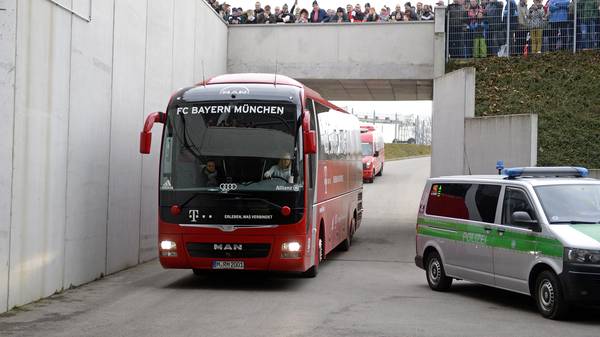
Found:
213,243 -> 243,251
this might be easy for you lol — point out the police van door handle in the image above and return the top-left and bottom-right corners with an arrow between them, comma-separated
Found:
484,226 -> 492,234
497,228 -> 506,236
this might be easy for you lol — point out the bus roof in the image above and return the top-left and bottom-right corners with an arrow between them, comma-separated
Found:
199,73 -> 347,114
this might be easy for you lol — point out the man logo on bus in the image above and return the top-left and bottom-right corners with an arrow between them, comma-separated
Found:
219,183 -> 238,193
219,86 -> 250,95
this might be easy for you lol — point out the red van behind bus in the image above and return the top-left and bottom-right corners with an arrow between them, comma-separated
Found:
360,125 -> 384,183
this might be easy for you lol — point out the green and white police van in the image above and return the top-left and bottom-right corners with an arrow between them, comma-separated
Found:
414,167 -> 600,319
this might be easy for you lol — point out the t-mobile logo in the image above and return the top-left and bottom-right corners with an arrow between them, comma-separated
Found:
188,210 -> 199,222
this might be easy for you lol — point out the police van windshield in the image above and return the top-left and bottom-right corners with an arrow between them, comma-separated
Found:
361,143 -> 373,156
160,101 -> 303,193
535,184 -> 600,224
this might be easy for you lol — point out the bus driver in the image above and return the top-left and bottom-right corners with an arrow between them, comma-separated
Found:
264,154 -> 293,183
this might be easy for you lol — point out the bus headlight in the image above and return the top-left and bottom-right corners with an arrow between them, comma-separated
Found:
566,248 -> 600,264
160,240 -> 177,257
281,242 -> 302,258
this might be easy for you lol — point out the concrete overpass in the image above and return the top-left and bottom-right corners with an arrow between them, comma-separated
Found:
228,14 -> 447,100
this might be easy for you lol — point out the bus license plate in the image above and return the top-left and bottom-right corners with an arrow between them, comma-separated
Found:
212,261 -> 244,270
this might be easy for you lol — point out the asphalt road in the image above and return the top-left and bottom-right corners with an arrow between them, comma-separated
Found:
1,157 -> 600,337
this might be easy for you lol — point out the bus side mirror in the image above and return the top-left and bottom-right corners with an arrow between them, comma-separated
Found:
140,131 -> 152,154
304,130 -> 317,154
373,151 -> 379,157
140,112 -> 165,154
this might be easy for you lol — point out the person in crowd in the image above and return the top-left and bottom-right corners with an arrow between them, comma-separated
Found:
416,2 -> 424,19
448,0 -> 468,58
296,8 -> 310,22
528,0 -> 545,53
346,4 -> 355,21
294,6 -> 302,19
278,2 -> 297,23
255,1 -> 264,15
576,0 -> 598,49
257,5 -> 277,23
228,7 -> 245,24
405,2 -> 418,20
503,0 -> 519,54
353,3 -> 366,21
220,3 -> 231,20
309,1 -> 329,22
485,0 -> 504,56
200,160 -> 219,187
330,7 -> 350,22
365,6 -> 380,21
325,8 -> 336,21
466,0 -> 481,57
274,6 -> 282,22
391,4 -> 404,20
264,154 -> 293,182
517,0 -> 529,54
470,8 -> 488,57
548,0 -> 571,50
421,5 -> 435,20
364,2 -> 372,17
243,9 -> 257,23
380,7 -> 391,21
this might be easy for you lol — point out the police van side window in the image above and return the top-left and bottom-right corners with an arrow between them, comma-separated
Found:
502,187 -> 537,227
426,183 -> 500,223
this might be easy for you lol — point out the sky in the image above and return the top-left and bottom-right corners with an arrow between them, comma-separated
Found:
332,100 -> 432,143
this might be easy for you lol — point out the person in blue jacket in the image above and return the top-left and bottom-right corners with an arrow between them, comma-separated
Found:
503,0 -> 519,55
548,0 -> 571,50
309,0 -> 330,22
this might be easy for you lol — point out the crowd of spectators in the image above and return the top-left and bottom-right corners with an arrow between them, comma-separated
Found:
448,0 -> 600,58
207,0 -> 443,23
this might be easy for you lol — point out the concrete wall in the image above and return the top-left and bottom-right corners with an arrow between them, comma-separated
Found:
465,114 -> 538,174
228,22 -> 439,80
431,68 -> 538,177
0,0 -> 227,312
589,170 -> 600,179
431,68 -> 475,177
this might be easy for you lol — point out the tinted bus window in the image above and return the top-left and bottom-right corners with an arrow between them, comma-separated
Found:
426,184 -> 500,223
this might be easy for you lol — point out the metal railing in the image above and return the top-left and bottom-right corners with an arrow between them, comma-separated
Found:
445,0 -> 600,59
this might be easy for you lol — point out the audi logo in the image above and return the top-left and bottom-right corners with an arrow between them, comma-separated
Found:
219,183 -> 238,193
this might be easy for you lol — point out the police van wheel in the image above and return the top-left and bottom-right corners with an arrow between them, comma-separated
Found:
535,271 -> 569,320
426,252 -> 452,291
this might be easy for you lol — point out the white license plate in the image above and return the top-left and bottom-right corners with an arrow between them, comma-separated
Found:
212,261 -> 244,270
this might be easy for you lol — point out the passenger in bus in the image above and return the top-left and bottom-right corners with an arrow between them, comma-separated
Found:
264,154 -> 293,182
199,160 -> 219,187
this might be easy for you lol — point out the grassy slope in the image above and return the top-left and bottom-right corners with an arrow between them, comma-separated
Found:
384,144 -> 431,160
447,51 -> 600,168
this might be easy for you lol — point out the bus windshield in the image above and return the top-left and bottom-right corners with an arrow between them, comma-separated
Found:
160,101 -> 303,194
361,143 -> 373,156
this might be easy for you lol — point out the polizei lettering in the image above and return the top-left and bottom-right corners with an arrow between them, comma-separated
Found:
176,105 -> 284,115
213,244 -> 243,251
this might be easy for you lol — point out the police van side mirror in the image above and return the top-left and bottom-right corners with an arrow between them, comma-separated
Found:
140,112 -> 165,154
512,211 -> 539,230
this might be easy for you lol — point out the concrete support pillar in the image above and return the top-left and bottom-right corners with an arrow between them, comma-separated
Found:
433,6 -> 447,78
431,67 -> 476,177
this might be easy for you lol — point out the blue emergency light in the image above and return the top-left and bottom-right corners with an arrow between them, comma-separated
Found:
501,167 -> 589,179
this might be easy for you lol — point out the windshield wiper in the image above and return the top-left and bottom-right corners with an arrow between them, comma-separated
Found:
175,191 -> 285,211
549,220 -> 600,224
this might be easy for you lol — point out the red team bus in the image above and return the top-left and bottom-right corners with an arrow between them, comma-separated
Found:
140,73 -> 363,277
360,125 -> 385,183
